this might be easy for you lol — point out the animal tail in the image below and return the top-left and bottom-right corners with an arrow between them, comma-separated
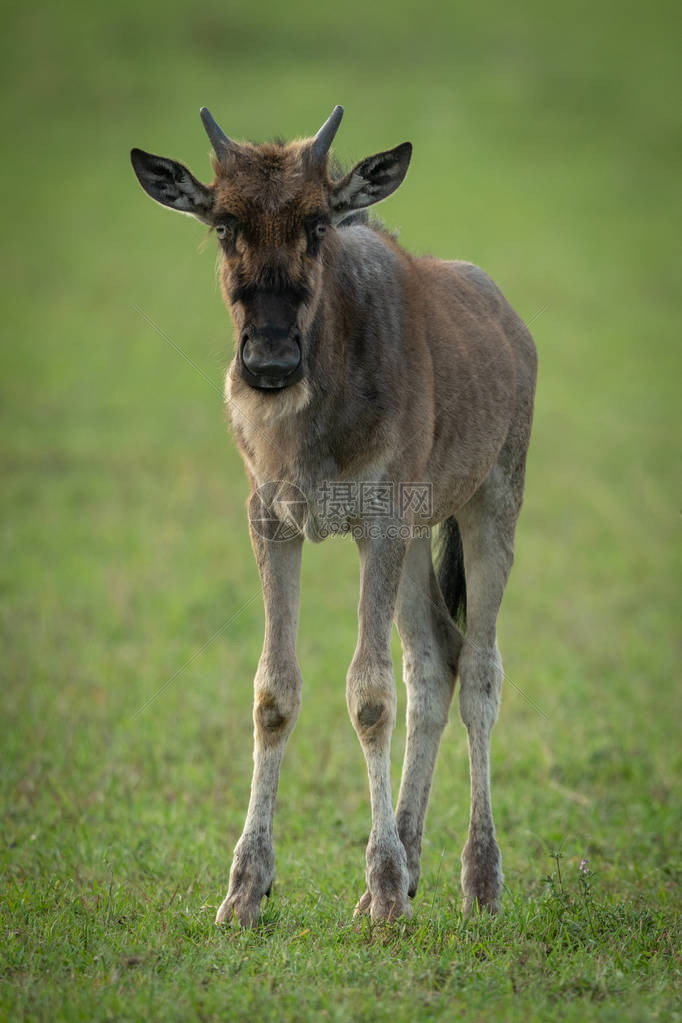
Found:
435,517 -> 467,631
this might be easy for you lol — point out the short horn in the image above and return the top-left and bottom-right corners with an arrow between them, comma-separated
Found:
200,107 -> 235,156
312,105 -> 344,160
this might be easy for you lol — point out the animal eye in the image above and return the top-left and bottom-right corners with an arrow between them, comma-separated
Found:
304,216 -> 330,254
215,217 -> 238,242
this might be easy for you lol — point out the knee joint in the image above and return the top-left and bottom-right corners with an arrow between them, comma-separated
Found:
256,699 -> 287,733
254,668 -> 301,742
458,644 -> 503,729
351,698 -> 392,740
356,701 -> 387,729
347,654 -> 396,740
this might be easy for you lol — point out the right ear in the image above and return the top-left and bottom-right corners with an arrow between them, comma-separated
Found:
130,148 -> 214,223
328,142 -> 412,224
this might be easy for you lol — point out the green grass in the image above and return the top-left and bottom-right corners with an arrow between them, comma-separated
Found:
1,0 -> 680,1019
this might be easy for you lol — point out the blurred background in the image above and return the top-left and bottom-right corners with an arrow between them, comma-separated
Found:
1,0 -> 680,1009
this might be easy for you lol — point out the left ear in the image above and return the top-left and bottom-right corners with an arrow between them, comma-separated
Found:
130,148 -> 214,224
329,142 -> 412,224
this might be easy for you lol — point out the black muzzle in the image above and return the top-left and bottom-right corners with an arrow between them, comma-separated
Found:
238,326 -> 303,390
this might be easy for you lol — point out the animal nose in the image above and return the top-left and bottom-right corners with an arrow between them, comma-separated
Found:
242,345 -> 300,377
240,326 -> 302,388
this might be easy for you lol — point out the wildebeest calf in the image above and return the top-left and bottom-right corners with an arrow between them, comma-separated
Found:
131,105 -> 537,925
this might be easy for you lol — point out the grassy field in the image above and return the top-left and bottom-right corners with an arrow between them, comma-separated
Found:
1,0 -> 680,1019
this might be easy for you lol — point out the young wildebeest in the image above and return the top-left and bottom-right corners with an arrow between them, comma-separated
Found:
131,105 -> 537,926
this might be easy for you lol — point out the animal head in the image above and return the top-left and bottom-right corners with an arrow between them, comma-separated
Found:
131,107 -> 412,391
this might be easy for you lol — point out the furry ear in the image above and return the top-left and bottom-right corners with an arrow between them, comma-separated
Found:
329,142 -> 412,223
130,149 -> 213,223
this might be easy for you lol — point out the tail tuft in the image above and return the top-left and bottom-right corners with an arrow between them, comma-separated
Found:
435,517 -> 467,630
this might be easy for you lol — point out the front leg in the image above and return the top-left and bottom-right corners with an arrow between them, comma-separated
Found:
216,531 -> 303,927
348,534 -> 411,922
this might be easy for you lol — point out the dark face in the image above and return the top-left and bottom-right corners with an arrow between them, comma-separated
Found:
130,111 -> 412,392
213,145 -> 331,391
234,287 -> 305,391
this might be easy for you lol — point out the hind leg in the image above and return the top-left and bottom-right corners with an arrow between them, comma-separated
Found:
456,459 -> 524,914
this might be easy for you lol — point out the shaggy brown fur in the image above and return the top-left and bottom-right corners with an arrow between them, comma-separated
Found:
131,106 -> 536,926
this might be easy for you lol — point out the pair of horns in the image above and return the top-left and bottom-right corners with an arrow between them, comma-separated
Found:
199,104 -> 344,160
